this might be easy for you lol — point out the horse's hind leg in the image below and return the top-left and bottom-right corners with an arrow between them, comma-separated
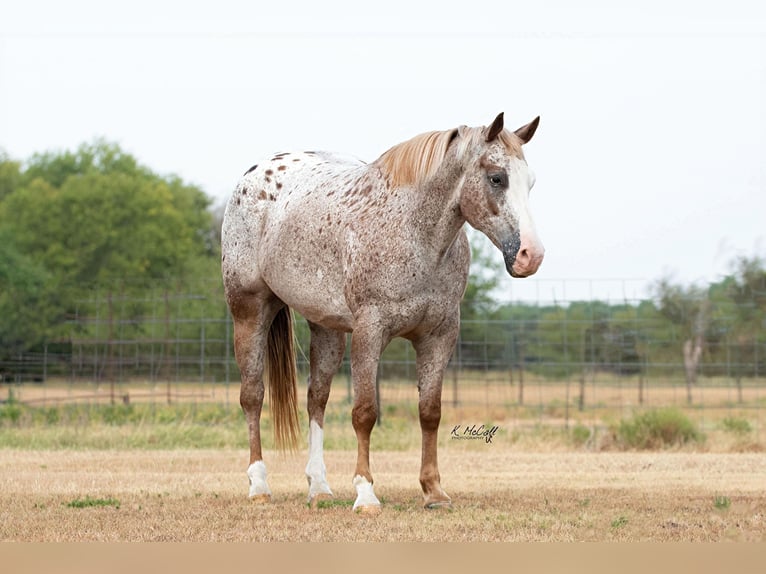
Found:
230,294 -> 281,502
305,322 -> 346,507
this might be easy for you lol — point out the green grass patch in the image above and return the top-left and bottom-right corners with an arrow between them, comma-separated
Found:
311,499 -> 355,510
0,400 -> 423,450
0,402 -> 249,449
66,496 -> 121,509
570,424 -> 592,447
614,408 -> 704,450
611,515 -> 628,529
713,495 -> 731,510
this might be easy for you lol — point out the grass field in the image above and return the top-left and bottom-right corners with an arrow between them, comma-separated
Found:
2,380 -> 765,541
1,449 -> 764,542
2,379 -> 764,452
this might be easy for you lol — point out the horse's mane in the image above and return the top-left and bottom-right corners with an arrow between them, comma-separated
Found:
375,125 -> 523,188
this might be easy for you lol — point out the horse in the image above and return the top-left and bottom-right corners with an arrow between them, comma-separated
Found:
221,112 -> 544,513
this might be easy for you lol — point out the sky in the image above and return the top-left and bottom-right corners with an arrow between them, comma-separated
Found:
1,1 -> 765,303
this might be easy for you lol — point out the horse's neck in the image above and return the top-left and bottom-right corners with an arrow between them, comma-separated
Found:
409,160 -> 466,259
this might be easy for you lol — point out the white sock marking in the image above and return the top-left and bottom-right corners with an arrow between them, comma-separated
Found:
352,475 -> 380,510
305,420 -> 333,499
246,460 -> 271,498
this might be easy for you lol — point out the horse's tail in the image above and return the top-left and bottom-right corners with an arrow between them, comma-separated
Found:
266,306 -> 300,451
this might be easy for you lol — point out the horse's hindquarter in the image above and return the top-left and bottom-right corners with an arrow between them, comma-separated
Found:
241,153 -> 361,330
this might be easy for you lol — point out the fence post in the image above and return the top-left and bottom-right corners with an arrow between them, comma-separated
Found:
107,290 -> 116,405
43,342 -> 48,383
452,333 -> 461,407
200,320 -> 205,384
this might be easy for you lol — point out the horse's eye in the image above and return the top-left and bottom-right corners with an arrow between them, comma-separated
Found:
488,172 -> 507,188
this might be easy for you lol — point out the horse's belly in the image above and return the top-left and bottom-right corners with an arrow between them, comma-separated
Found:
289,292 -> 354,332
264,261 -> 353,331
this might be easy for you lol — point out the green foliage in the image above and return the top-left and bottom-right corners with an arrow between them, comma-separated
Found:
2,169 -> 210,287
0,402 -> 248,449
611,515 -> 628,528
462,230 -> 502,319
101,404 -> 137,425
0,401 -> 23,424
311,499 -> 354,509
0,402 -> 244,429
66,496 -> 121,509
0,227 -> 60,355
0,150 -> 21,202
713,495 -> 731,510
614,408 -> 703,450
22,139 -> 150,188
570,424 -> 592,447
0,140 -> 217,363
720,416 -> 752,435
653,278 -> 711,338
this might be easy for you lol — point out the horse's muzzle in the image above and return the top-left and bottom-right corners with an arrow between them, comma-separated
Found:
503,233 -> 544,278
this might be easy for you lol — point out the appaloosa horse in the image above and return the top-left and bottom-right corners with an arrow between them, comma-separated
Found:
221,112 -> 544,513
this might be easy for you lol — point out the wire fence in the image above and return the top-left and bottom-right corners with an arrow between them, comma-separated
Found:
2,280 -> 764,439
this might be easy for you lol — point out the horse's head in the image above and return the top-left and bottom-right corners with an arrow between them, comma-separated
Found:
457,113 -> 544,278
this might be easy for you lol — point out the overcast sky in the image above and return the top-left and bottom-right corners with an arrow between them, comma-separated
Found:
1,1 -> 764,303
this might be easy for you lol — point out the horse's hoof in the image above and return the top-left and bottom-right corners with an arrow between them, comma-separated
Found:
249,494 -> 271,504
354,504 -> 382,516
309,493 -> 334,510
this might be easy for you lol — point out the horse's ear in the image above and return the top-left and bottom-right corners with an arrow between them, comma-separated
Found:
447,127 -> 460,146
514,116 -> 540,144
485,112 -> 504,142
447,125 -> 469,148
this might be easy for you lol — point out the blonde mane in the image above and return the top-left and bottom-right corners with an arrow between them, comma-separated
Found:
375,126 -> 524,188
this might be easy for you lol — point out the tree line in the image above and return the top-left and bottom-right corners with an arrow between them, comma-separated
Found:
0,141 -> 218,360
1,141 -> 765,403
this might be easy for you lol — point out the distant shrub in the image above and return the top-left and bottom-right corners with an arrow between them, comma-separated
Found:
713,495 -> 731,510
720,416 -> 752,435
0,390 -> 23,424
615,408 -> 703,450
570,424 -> 591,447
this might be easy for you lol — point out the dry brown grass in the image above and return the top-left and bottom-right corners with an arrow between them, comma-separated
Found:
9,377 -> 765,415
2,448 -> 764,542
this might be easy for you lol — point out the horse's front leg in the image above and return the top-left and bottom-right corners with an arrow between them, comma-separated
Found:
413,317 -> 460,508
349,316 -> 385,514
305,323 -> 346,507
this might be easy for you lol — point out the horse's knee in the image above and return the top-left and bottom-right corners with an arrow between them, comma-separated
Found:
419,404 -> 441,432
352,402 -> 377,433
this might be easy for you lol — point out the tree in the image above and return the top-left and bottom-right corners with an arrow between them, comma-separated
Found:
20,139 -> 153,189
2,141 -> 213,289
0,140 -> 217,379
653,278 -> 711,404
0,227 -> 60,367
719,256 -> 766,401
0,150 -> 21,202
461,230 -> 502,320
